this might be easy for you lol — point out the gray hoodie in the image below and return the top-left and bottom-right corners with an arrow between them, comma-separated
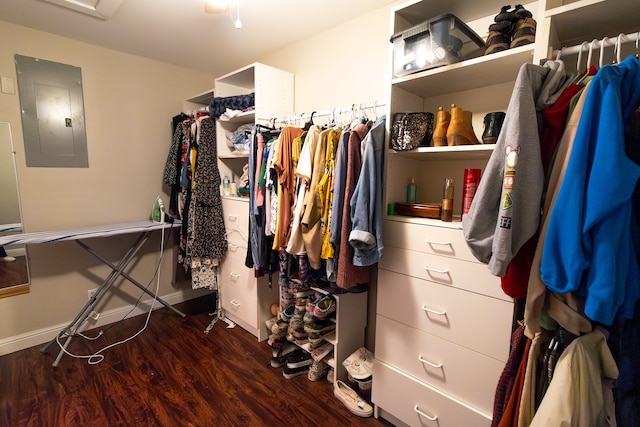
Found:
462,61 -> 571,276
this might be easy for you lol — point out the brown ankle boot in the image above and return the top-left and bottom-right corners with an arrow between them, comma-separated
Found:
431,106 -> 450,147
446,104 -> 480,146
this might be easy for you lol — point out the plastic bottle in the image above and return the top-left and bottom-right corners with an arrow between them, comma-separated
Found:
406,177 -> 417,203
222,175 -> 231,196
461,168 -> 481,217
441,178 -> 454,222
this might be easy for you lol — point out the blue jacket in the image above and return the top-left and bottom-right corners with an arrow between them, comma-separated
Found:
349,116 -> 386,266
541,56 -> 640,325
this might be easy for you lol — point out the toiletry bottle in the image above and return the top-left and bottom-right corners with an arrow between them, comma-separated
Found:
441,178 -> 454,222
461,168 -> 481,216
407,177 -> 417,203
222,175 -> 231,196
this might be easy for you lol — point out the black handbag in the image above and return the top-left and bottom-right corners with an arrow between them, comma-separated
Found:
390,112 -> 434,151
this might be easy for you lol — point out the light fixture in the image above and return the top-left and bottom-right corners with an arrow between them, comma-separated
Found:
204,0 -> 242,30
234,0 -> 242,29
204,0 -> 229,14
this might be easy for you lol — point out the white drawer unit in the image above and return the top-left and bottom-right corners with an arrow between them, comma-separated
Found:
373,361 -> 491,427
219,240 -> 277,341
222,197 -> 250,247
379,245 -> 511,302
375,315 -> 503,415
383,219 -> 480,263
377,269 -> 512,361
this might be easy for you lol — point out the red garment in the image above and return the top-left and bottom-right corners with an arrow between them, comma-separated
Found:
492,325 -> 528,426
497,337 -> 532,427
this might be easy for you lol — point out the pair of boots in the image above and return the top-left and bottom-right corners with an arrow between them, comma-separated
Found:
485,4 -> 536,56
432,104 -> 479,146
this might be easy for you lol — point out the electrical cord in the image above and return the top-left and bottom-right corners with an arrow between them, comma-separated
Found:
55,221 -> 168,365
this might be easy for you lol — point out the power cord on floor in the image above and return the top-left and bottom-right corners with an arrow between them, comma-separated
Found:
55,222 -> 168,365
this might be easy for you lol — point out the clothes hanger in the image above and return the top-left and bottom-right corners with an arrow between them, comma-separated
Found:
586,38 -> 599,70
613,34 -> 624,64
598,37 -> 608,68
303,111 -> 315,131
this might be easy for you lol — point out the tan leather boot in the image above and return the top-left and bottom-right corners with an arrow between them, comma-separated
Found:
446,104 -> 480,146
431,106 -> 450,147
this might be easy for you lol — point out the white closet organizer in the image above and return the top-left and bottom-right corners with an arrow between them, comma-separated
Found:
216,63 -> 294,341
185,63 -> 294,341
373,0 -> 639,426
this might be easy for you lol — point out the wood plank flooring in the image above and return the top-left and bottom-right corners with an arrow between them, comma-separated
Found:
0,298 -> 393,427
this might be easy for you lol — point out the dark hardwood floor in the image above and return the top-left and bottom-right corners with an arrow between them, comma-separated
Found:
0,297 -> 393,427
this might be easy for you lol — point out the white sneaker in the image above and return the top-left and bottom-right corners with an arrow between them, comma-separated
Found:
334,379 -> 373,418
1,256 -> 16,263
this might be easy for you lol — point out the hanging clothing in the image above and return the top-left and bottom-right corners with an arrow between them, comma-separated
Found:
524,81 -> 594,340
287,126 -> 321,256
541,56 -> 640,326
529,329 -> 618,427
190,117 -> 228,261
336,123 -> 370,288
349,115 -> 386,266
320,127 -> 342,260
272,126 -> 304,250
463,60 -> 571,278
301,128 -> 332,269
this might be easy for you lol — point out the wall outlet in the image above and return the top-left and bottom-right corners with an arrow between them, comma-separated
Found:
88,311 -> 100,321
87,288 -> 98,301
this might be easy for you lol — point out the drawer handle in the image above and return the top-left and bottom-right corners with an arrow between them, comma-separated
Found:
425,239 -> 451,247
228,214 -> 239,222
230,272 -> 240,281
421,305 -> 446,316
418,355 -> 443,369
230,300 -> 240,308
423,266 -> 449,275
413,405 -> 438,422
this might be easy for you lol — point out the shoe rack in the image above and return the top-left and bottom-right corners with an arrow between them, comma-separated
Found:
374,0 -> 639,426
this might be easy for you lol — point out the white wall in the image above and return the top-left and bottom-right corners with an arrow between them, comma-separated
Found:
258,3 -> 399,117
0,20 -> 215,350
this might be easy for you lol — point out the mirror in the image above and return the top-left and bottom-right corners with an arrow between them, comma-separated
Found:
0,122 -> 29,296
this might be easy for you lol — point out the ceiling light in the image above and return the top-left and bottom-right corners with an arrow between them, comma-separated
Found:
204,0 -> 229,14
234,0 -> 242,29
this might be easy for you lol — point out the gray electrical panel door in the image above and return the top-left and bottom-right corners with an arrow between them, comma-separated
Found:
15,55 -> 88,168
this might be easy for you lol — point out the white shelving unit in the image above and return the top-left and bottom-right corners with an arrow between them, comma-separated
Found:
213,63 -> 294,342
373,0 -> 640,426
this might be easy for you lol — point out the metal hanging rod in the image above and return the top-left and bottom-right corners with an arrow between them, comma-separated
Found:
553,31 -> 640,58
258,100 -> 386,125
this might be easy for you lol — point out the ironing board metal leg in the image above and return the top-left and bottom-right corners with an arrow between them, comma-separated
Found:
42,231 -> 173,367
75,237 -> 186,318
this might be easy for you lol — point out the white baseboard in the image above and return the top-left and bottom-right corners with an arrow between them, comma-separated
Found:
0,288 -> 213,356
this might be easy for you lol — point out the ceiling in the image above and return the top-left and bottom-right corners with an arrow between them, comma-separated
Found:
0,0 -> 398,77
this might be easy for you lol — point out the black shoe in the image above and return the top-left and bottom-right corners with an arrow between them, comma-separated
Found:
283,364 -> 310,379
286,351 -> 313,369
482,112 -> 506,144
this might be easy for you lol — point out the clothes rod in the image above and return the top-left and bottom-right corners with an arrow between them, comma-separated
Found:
258,100 -> 386,125
553,31 -> 639,58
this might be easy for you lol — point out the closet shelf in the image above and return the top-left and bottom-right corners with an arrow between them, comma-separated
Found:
545,0 -> 640,46
218,152 -> 249,160
387,144 -> 494,161
391,45 -> 534,98
217,110 -> 255,124
383,215 -> 464,230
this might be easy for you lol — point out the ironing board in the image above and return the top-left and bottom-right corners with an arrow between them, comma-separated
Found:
0,220 -> 186,367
